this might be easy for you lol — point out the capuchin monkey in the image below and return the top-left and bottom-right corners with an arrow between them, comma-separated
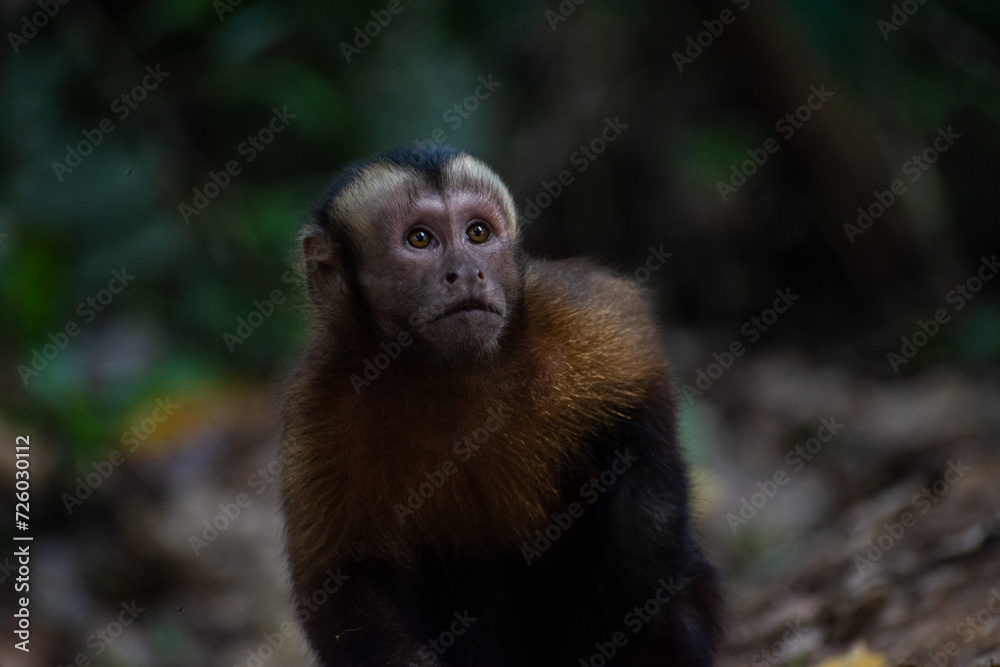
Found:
281,145 -> 721,666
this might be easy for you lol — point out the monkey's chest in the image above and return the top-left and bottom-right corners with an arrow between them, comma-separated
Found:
367,417 -> 589,556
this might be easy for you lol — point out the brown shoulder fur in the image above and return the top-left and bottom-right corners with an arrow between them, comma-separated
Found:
281,257 -> 668,595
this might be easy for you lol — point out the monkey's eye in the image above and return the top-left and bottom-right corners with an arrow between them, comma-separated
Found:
466,222 -> 490,244
407,229 -> 432,248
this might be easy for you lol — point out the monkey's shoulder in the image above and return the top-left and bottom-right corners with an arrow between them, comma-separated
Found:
519,257 -> 668,401
525,257 -> 646,306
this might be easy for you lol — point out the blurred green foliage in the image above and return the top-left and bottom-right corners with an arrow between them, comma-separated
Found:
1,0 -> 998,461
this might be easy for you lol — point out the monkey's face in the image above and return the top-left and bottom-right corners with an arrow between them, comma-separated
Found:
305,148 -> 523,364
358,187 -> 522,363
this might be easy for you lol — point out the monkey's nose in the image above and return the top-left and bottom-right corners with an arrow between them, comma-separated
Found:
445,267 -> 485,285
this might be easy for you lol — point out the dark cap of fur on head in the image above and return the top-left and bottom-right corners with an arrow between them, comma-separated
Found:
314,144 -> 463,222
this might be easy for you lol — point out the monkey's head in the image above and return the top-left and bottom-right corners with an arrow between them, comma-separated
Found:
302,145 -> 523,364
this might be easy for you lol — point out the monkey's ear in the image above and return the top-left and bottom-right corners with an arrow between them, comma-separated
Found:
300,224 -> 347,307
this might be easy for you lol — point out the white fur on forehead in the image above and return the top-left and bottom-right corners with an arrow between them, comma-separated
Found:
443,154 -> 519,238
328,163 -> 422,257
328,153 -> 519,257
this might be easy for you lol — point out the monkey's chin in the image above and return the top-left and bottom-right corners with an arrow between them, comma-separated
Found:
420,310 -> 505,364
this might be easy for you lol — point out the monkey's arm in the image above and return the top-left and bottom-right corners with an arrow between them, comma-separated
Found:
297,561 -> 444,667
587,376 -> 722,665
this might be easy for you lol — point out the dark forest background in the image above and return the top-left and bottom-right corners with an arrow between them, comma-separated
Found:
1,0 -> 999,665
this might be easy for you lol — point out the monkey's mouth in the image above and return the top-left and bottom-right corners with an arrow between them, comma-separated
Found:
432,298 -> 502,322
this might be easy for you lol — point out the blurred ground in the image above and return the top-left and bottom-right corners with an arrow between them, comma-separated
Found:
0,384 -> 310,667
701,354 -> 1000,667
1,344 -> 997,666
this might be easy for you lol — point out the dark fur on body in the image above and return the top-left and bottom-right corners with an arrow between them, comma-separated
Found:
281,146 -> 721,666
